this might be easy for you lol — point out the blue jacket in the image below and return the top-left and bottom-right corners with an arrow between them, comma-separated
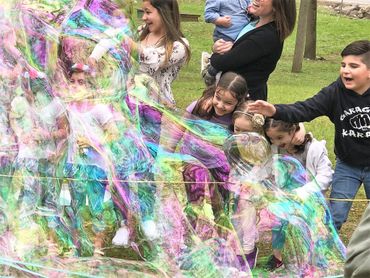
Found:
204,0 -> 250,41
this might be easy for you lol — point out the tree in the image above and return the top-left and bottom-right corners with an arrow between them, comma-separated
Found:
304,0 -> 317,60
292,0 -> 310,72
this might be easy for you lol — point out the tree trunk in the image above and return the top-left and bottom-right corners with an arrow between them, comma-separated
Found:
304,0 -> 317,60
292,0 -> 310,73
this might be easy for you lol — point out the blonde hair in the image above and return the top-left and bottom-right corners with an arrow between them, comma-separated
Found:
232,101 -> 265,133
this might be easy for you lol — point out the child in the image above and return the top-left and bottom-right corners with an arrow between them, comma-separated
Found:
264,119 -> 333,196
63,64 -> 119,256
161,72 -> 246,237
263,118 -> 333,271
9,70 -> 70,255
231,100 -> 265,134
186,72 -> 246,127
226,101 -> 267,270
137,0 -> 190,104
226,102 -> 307,270
202,0 -> 251,85
89,0 -> 190,106
204,0 -> 251,42
248,39 -> 370,232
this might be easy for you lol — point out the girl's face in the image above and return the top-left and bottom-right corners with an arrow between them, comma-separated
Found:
265,127 -> 294,150
234,117 -> 254,133
340,55 -> 370,94
142,1 -> 164,35
248,0 -> 274,18
212,88 -> 238,117
70,72 -> 86,93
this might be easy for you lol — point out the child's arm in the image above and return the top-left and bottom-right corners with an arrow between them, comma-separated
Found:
159,100 -> 200,152
248,87 -> 334,123
89,29 -> 135,67
204,0 -> 222,24
76,120 -> 118,152
52,115 -> 68,141
204,0 -> 232,27
247,100 -> 276,117
293,140 -> 333,199
159,114 -> 186,152
214,16 -> 232,28
305,140 -> 333,192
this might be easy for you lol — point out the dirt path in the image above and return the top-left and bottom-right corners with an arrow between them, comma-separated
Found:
319,0 -> 370,5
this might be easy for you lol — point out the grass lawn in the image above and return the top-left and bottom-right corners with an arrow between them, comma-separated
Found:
129,0 -> 370,247
156,0 -> 370,246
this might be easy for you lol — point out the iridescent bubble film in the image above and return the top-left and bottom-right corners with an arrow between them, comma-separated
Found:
0,0 -> 345,276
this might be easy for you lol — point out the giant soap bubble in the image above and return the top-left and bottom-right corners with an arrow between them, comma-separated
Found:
0,0 -> 345,276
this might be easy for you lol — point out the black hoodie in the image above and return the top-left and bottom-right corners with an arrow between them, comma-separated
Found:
274,78 -> 370,167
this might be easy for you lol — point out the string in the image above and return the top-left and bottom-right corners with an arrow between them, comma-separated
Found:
1,173 -> 368,202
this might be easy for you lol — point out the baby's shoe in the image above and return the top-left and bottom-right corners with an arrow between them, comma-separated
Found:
141,219 -> 159,241
112,220 -> 130,247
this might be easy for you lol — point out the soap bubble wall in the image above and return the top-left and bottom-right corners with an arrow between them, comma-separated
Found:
0,0 -> 346,276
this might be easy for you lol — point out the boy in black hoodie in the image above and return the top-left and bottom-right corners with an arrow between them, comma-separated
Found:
247,40 -> 370,232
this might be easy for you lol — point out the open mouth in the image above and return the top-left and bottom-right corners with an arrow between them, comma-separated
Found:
344,77 -> 353,82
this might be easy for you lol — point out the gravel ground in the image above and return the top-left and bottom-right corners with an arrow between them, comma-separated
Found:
319,0 -> 370,5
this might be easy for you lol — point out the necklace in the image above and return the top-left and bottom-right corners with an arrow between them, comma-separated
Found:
144,33 -> 165,47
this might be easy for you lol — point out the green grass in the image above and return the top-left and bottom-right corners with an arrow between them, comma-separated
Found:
130,1 -> 370,243
168,1 -> 370,244
169,3 -> 370,165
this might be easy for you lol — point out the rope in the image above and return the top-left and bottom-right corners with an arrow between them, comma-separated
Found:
1,173 -> 369,202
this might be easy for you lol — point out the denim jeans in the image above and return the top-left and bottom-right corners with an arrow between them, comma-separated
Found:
329,159 -> 370,230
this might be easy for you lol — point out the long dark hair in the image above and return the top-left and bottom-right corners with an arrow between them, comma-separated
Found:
192,72 -> 247,120
139,0 -> 191,65
272,0 -> 296,41
264,118 -> 312,153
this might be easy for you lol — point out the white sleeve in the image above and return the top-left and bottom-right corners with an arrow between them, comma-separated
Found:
89,38 -> 118,61
51,98 -> 66,118
303,139 -> 333,192
89,27 -> 126,61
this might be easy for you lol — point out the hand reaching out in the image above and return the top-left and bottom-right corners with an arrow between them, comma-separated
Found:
247,100 -> 276,117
